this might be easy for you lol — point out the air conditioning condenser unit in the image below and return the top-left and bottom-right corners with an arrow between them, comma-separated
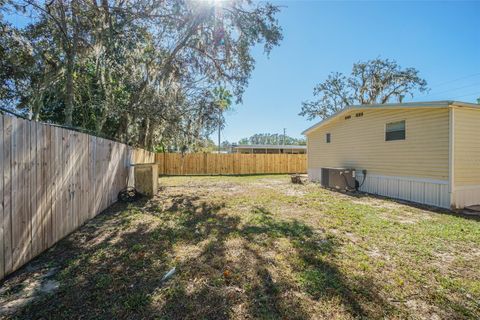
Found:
321,168 -> 356,191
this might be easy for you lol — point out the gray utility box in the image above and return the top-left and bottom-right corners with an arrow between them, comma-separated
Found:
321,168 -> 356,191
132,163 -> 158,197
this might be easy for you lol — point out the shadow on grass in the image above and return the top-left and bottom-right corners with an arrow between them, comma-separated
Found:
10,194 -> 395,319
241,206 -> 394,318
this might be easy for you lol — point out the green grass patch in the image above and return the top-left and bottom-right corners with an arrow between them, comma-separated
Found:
3,175 -> 479,320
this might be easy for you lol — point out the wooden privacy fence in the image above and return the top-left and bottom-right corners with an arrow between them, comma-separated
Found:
0,114 -> 154,280
156,153 -> 307,175
132,148 -> 155,164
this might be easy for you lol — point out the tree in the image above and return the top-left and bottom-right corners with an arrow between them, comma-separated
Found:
0,0 -> 283,150
212,87 -> 232,152
0,18 -> 36,114
193,138 -> 217,153
221,140 -> 231,150
237,133 -> 306,145
299,58 -> 429,120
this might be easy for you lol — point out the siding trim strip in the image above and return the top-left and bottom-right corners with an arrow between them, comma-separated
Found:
448,107 -> 455,207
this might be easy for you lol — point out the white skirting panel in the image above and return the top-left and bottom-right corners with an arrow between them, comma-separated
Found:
452,185 -> 480,209
308,168 -> 450,208
356,174 -> 450,209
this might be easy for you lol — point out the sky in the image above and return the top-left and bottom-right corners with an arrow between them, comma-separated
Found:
217,0 -> 480,143
5,1 -> 480,144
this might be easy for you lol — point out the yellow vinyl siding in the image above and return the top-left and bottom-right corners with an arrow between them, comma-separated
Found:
307,108 -> 449,180
454,108 -> 480,186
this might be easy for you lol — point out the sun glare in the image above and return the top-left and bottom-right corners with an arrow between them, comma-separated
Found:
195,0 -> 226,8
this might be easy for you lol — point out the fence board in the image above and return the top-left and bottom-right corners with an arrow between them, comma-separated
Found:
131,148 -> 155,164
0,114 -> 154,280
11,117 -> 24,270
3,116 -> 12,275
155,153 -> 307,175
0,117 -> 4,279
26,121 -> 33,259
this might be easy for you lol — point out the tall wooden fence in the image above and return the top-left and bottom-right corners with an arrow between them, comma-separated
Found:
0,114 -> 154,279
156,153 -> 307,175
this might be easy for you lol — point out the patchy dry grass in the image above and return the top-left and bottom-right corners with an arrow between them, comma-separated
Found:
1,175 -> 479,319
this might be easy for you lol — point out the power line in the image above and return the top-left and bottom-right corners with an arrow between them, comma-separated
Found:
449,91 -> 480,100
428,72 -> 480,88
416,82 -> 480,100
428,82 -> 480,96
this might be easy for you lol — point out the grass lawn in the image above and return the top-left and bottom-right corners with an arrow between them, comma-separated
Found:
1,175 -> 479,319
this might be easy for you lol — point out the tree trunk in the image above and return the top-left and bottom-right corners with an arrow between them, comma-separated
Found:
61,0 -> 79,126
137,117 -> 150,148
146,122 -> 155,150
64,52 -> 75,125
116,112 -> 130,143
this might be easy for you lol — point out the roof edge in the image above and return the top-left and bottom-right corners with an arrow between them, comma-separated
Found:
302,100 -> 480,135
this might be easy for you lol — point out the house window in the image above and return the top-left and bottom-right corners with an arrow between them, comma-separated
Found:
345,115 -> 351,120
326,133 -> 331,143
385,120 -> 406,141
355,112 -> 363,117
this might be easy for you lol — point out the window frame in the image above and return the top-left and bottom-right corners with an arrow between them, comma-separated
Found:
385,120 -> 406,141
326,133 -> 331,143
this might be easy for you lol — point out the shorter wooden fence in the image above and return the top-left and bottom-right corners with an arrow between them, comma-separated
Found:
156,153 -> 307,175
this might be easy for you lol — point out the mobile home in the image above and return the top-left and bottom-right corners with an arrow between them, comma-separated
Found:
303,101 -> 480,209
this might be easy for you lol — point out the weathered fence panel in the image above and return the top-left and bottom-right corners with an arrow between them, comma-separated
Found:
156,153 -> 307,175
131,148 -> 155,164
0,114 -> 154,280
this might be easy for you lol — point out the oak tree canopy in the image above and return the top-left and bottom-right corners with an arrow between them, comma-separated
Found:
0,0 -> 282,150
